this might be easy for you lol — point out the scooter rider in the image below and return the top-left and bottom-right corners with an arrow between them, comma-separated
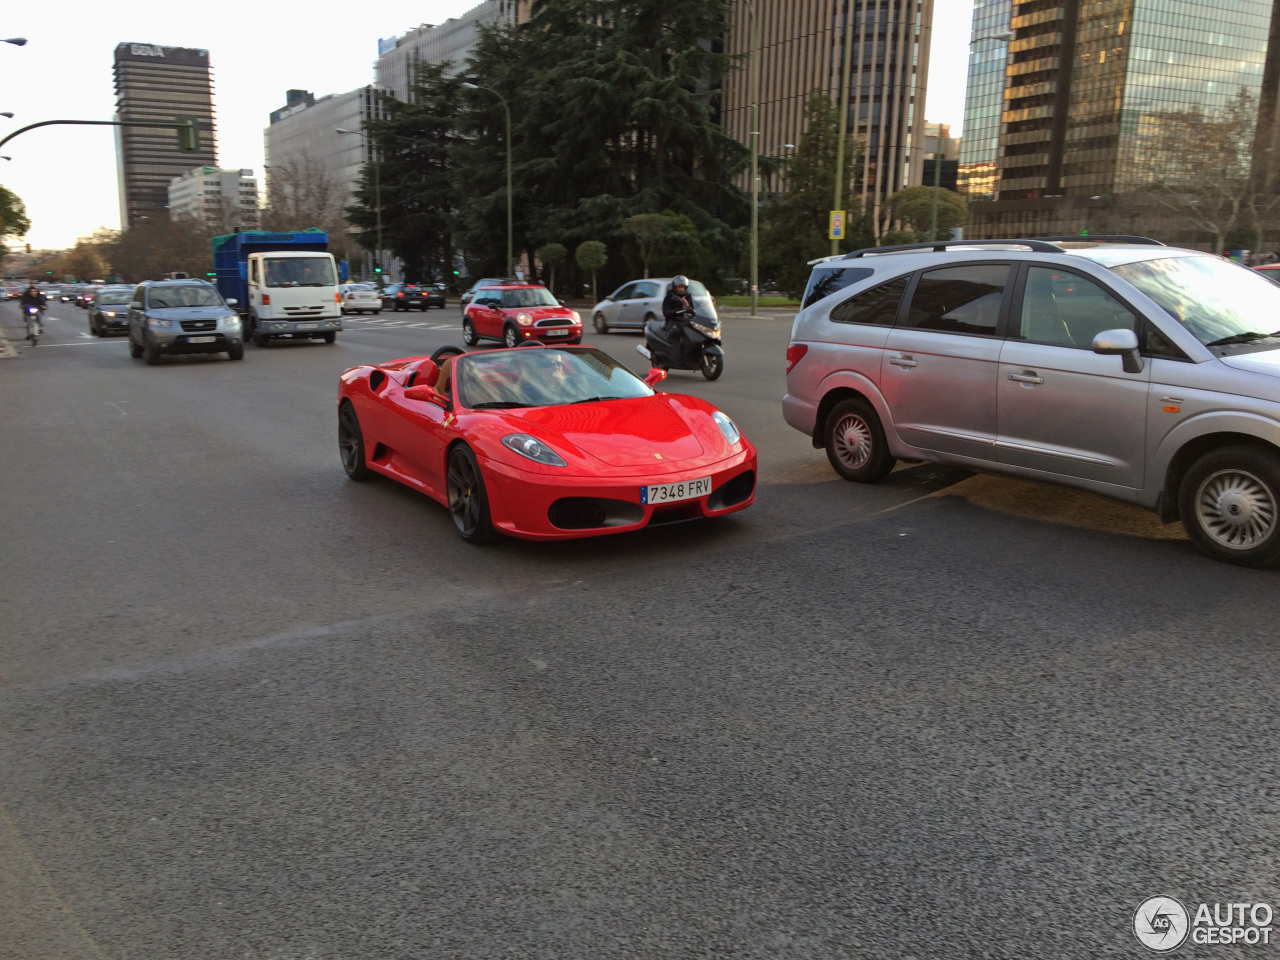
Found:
662,275 -> 694,332
19,282 -> 46,313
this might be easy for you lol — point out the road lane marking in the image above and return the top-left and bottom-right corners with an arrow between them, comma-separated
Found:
430,324 -> 455,330
405,322 -> 427,328
27,341 -> 118,347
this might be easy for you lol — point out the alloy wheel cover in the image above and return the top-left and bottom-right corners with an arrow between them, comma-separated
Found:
832,413 -> 874,471
1195,468 -> 1277,549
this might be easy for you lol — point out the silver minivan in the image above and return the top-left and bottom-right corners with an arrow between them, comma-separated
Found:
590,277 -> 717,333
784,238 -> 1280,567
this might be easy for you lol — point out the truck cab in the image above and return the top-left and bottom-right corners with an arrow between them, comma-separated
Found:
212,232 -> 345,346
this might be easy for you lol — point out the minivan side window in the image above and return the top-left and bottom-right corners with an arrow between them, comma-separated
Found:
1018,266 -> 1138,348
829,276 -> 909,326
802,267 -> 874,308
906,264 -> 1009,335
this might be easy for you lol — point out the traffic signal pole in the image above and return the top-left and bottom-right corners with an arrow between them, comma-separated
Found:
0,117 -> 200,152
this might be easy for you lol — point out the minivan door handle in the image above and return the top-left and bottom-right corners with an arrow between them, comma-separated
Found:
888,355 -> 918,368
1008,372 -> 1045,384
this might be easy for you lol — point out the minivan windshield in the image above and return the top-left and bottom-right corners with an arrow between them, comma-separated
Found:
264,257 -> 336,288
1110,255 -> 1280,348
147,286 -> 223,309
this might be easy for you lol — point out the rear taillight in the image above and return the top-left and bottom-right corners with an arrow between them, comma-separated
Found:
786,343 -> 808,374
397,292 -> 405,298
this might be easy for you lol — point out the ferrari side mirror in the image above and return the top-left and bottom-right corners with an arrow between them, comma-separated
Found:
644,367 -> 668,387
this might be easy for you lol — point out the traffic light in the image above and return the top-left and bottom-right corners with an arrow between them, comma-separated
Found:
206,271 -> 216,277
175,116 -> 199,153
1080,229 -> 1090,237
453,270 -> 461,276
374,266 -> 382,273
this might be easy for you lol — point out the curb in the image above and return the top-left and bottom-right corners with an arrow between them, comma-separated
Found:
0,328 -> 16,359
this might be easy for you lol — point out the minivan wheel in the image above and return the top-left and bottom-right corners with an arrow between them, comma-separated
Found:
824,397 -> 896,483
1179,445 -> 1280,567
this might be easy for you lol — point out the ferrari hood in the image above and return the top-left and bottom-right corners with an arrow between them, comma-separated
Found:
508,396 -> 707,466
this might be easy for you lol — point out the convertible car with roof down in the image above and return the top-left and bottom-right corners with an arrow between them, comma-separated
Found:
337,343 -> 757,542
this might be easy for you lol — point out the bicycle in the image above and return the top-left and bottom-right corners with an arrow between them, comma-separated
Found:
23,304 -> 43,344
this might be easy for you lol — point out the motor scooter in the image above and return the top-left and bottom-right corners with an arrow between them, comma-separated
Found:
23,304 -> 43,344
637,309 -> 724,381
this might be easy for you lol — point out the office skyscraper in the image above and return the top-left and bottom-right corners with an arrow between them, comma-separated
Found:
721,0 -> 935,228
113,43 -> 217,229
961,0 -> 1275,238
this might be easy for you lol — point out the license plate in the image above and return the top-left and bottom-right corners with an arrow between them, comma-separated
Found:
296,322 -> 317,330
641,476 -> 711,505
544,329 -> 569,336
187,336 -> 216,343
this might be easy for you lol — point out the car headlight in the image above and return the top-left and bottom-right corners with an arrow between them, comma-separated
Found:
502,434 -> 567,467
104,311 -> 116,317
712,411 -> 741,445
572,310 -> 581,323
146,317 -> 173,329
517,313 -> 533,326
224,315 -> 241,327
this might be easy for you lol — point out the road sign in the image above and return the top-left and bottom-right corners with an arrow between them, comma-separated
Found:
829,210 -> 846,240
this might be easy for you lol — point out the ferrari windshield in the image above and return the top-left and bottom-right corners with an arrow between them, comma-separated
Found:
1110,255 -> 1280,348
456,348 -> 652,409
147,286 -> 223,309
264,257 -> 336,287
499,287 -> 559,308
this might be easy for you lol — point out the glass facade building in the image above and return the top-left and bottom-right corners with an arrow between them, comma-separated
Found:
966,0 -> 1276,237
957,0 -> 1012,198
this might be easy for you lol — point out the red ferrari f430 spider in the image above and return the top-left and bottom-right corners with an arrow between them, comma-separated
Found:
337,344 -> 757,542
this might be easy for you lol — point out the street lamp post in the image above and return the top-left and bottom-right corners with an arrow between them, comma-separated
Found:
461,82 -> 514,278
741,0 -> 762,317
832,0 -> 856,255
336,127 -> 382,282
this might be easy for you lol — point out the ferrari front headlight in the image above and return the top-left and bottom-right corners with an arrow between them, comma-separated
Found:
712,411 -> 740,445
502,433 -> 567,467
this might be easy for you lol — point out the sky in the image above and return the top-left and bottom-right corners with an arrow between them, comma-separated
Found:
2,0 -> 976,250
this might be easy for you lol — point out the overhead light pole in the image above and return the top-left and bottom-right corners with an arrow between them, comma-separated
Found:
336,127 -> 382,283
741,0 -> 762,317
832,0 -> 856,255
461,82 -> 514,278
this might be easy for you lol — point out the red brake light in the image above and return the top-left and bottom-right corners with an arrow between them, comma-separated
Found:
786,343 -> 808,374
397,292 -> 405,298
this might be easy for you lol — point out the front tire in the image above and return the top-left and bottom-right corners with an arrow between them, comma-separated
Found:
1179,445 -> 1280,567
253,332 -> 270,348
227,343 -> 245,360
129,336 -> 144,359
701,352 -> 724,381
462,318 -> 478,346
338,402 -> 375,481
447,445 -> 498,543
594,312 -> 609,333
824,397 -> 896,483
503,325 -> 520,348
142,337 -> 162,366
322,332 -> 336,344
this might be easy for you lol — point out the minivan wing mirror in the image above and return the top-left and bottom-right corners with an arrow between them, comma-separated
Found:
1092,328 -> 1144,374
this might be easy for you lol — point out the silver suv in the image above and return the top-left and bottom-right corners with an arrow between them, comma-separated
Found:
784,238 -> 1280,567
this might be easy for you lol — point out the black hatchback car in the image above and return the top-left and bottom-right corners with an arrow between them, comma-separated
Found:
88,285 -> 136,336
382,283 -> 433,311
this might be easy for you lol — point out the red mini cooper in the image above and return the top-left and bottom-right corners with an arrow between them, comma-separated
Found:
462,283 -> 583,348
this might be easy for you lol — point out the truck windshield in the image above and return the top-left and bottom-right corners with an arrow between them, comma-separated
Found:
148,286 -> 223,308
265,257 -> 336,288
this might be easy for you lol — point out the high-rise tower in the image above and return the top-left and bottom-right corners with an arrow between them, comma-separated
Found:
113,43 -> 217,228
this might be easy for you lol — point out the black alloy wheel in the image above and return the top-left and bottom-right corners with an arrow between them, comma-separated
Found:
447,445 -> 497,543
338,402 -> 374,481
701,352 -> 724,381
503,325 -> 520,348
824,397 -> 896,483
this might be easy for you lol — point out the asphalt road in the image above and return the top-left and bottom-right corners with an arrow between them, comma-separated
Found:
1,299 -> 1278,959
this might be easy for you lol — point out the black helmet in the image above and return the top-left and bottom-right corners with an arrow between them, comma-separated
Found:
671,275 -> 689,291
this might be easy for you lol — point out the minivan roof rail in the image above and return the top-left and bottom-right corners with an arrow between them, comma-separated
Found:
838,235 -> 1165,260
